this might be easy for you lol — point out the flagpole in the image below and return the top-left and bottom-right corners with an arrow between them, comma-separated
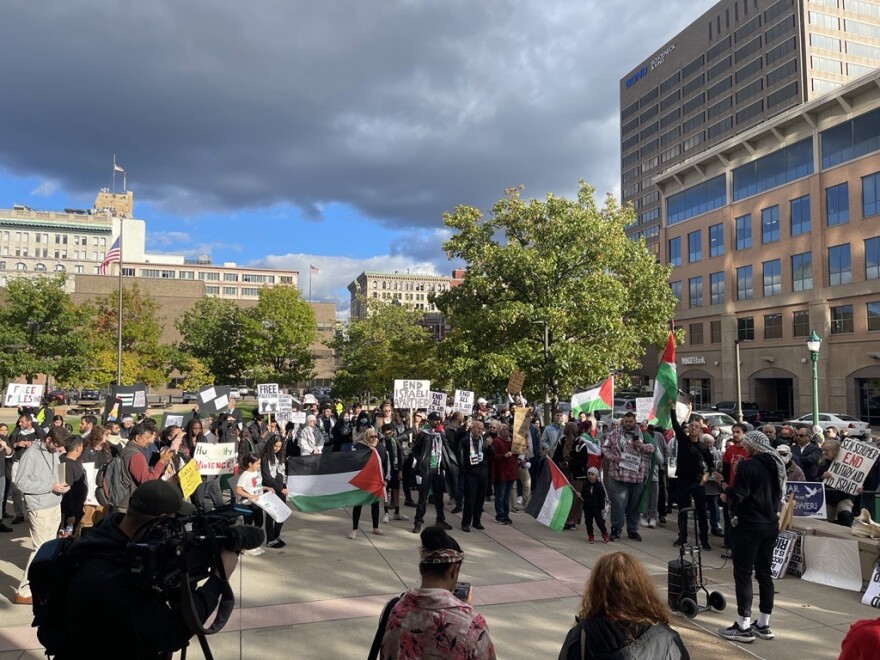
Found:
112,154 -> 117,194
309,268 -> 312,303
116,217 -> 124,385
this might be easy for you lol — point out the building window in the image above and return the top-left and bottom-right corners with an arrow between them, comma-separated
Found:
790,194 -> 810,236
761,205 -> 780,243
160,270 -> 175,279
179,271 -> 195,280
668,237 -> 681,267
732,138 -> 813,201
830,305 -> 854,334
764,313 -> 783,340
206,286 -> 220,295
791,252 -> 813,291
223,287 -> 237,296
868,302 -> 880,332
867,237 -> 880,280
280,276 -> 294,284
666,175 -> 726,225
689,276 -> 703,307
54,264 -> 65,272
828,244 -> 852,285
736,265 -> 754,300
763,259 -> 781,296
199,272 -> 220,281
737,317 -> 755,341
241,287 -> 259,296
140,269 -> 160,278
821,106 -> 880,168
710,272 -> 725,305
670,281 -> 682,304
792,310 -> 810,337
736,214 -> 752,249
709,223 -> 724,257
34,263 -> 46,272
710,320 -> 722,344
689,323 -> 704,345
121,267 -> 135,277
74,265 -> 83,274
223,273 -> 239,282
863,172 -> 880,217
826,182 -> 849,226
688,230 -> 702,263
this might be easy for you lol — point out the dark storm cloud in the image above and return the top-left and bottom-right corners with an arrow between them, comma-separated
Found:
0,0 -> 708,227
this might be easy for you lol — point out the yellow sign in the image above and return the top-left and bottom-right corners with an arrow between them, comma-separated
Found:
177,460 -> 202,500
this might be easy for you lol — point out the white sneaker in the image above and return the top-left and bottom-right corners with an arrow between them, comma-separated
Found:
394,513 -> 409,521
382,513 -> 390,523
348,530 -> 358,539
516,496 -> 523,505
648,518 -> 657,528
243,547 -> 265,556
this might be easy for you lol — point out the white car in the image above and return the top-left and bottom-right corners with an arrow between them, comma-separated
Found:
690,411 -> 737,435
229,388 -> 241,400
785,413 -> 871,439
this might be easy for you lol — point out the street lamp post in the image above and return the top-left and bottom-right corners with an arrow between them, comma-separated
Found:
531,320 -> 551,426
807,330 -> 822,427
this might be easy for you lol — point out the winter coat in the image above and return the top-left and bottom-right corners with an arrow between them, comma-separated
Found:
558,617 -> 689,660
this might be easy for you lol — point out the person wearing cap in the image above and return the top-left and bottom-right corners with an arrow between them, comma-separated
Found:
61,480 -> 238,658
776,444 -> 805,482
410,411 -> 458,534
717,430 -> 786,644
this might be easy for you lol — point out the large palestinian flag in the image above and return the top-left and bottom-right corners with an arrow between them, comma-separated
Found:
571,377 -> 614,416
648,332 -> 678,428
525,459 -> 575,532
287,449 -> 385,512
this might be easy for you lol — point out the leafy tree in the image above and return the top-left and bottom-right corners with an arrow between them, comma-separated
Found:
434,182 -> 678,409
0,275 -> 94,387
331,297 -> 438,401
169,350 -> 213,391
251,285 -> 316,387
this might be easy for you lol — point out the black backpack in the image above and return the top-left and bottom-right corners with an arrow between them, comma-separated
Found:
94,455 -> 128,507
28,536 -> 77,655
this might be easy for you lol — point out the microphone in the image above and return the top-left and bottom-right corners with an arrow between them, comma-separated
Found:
224,525 -> 265,552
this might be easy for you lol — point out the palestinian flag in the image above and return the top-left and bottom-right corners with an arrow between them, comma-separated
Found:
287,449 -> 385,512
648,332 -> 678,428
525,459 -> 575,532
571,377 -> 614,415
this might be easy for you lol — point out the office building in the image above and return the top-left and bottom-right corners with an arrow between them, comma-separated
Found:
620,0 -> 880,251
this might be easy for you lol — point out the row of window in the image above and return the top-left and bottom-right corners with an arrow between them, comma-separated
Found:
204,286 -> 260,297
727,302 -> 880,343
0,231 -> 107,247
373,280 -> 448,292
133,269 -> 280,283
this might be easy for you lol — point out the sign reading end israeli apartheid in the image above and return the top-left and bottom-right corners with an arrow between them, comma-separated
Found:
428,391 -> 447,414
4,383 -> 44,407
453,390 -> 474,415
785,481 -> 827,519
824,437 -> 879,496
258,383 -> 280,413
394,379 -> 431,409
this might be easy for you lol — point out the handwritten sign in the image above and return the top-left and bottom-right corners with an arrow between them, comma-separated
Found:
786,529 -> 806,578
192,442 -> 236,475
428,391 -> 447,414
506,371 -> 525,395
785,481 -> 827,519
771,530 -> 797,579
635,397 -> 652,422
4,383 -> 44,407
177,460 -> 202,500
255,491 -> 292,523
83,462 -> 99,506
453,390 -> 474,415
197,385 -> 232,415
277,395 -> 293,413
394,379 -> 431,409
511,406 -> 530,455
824,437 -> 879,496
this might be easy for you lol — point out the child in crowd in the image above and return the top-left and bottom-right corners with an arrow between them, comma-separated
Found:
582,467 -> 609,544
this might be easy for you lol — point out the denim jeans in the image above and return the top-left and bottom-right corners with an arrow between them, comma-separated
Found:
494,480 -> 513,521
607,479 -> 643,535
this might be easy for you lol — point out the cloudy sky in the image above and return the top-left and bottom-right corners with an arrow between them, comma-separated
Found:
0,0 -> 713,315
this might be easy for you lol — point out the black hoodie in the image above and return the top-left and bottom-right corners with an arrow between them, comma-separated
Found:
725,452 -> 782,527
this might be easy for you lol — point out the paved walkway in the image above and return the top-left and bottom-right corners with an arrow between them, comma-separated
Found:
0,499 -> 871,659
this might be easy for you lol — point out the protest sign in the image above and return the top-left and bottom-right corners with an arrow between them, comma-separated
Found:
453,390 -> 474,415
276,410 -> 304,426
394,379 -> 431,409
786,529 -> 806,578
104,384 -> 148,418
785,481 -> 827,519
192,442 -> 236,475
862,562 -> 880,608
291,412 -> 307,425
506,371 -> 525,395
277,395 -> 293,413
428,391 -> 447,414
4,383 -> 43,407
83,462 -> 99,507
801,536 -> 863,591
161,411 -> 194,431
255,490 -> 292,523
771,530 -> 798,579
635,397 -> 652,423
257,383 -> 280,414
177,460 -> 202,500
197,385 -> 231,415
512,406 -> 531,455
666,440 -> 678,479
824,437 -> 879,496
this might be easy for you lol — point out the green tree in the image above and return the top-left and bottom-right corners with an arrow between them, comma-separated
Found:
0,275 -> 94,387
251,285 -> 316,387
434,182 -> 678,409
331,298 -> 437,401
169,349 -> 213,391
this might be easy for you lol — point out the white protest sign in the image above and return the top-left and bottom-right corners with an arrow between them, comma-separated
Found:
192,442 -> 236,475
394,379 -> 431,409
428,391 -> 447,414
824,437 -> 879,496
801,536 -> 863,591
277,395 -> 293,413
83,462 -> 99,506
200,387 -> 216,404
291,412 -> 307,425
785,481 -> 827,519
276,411 -> 298,425
771,530 -> 797,579
618,450 -> 641,473
257,383 -> 280,414
255,490 -> 292,523
862,562 -> 880,608
453,390 -> 474,415
635,397 -> 652,422
4,383 -> 44,407
786,529 -> 806,578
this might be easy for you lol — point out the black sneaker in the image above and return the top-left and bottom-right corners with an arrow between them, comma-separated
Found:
451,506 -> 463,514
701,542 -> 712,551
461,525 -> 471,532
719,622 -> 755,643
711,527 -> 724,537
753,624 -> 774,640
628,532 -> 642,542
436,520 -> 453,530
473,523 -> 485,530
673,538 -> 685,546
610,531 -> 621,541
412,524 -> 422,534
404,500 -> 417,508
0,523 -> 12,533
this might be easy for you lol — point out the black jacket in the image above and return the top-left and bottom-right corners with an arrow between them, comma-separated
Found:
581,479 -> 606,510
456,432 -> 491,478
558,617 -> 690,660
670,411 -> 713,484
411,428 -> 459,490
724,453 -> 781,527
793,441 -> 822,481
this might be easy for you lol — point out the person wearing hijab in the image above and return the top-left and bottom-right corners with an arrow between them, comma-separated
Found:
716,430 -> 785,644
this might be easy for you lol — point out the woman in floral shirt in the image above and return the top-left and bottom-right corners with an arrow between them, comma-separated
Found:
380,527 -> 495,659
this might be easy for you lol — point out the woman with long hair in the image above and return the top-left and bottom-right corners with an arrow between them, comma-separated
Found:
260,436 -> 288,548
558,552 -> 689,659
234,452 -> 271,556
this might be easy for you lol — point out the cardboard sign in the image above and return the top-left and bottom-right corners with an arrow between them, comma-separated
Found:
258,383 -> 280,414
801,536 -> 863,591
105,384 -> 148,417
161,411 -> 194,431
453,390 -> 474,415
506,371 -> 525,395
511,406 -> 530,455
771,530 -> 797,579
197,385 -> 231,416
862,562 -> 880,608
785,481 -> 827,519
177,460 -> 202,500
824,437 -> 879,496
786,529 -> 806,578
4,383 -> 44,407
428,391 -> 447,414
255,490 -> 292,523
192,442 -> 236,475
394,379 -> 431,409
635,397 -> 652,422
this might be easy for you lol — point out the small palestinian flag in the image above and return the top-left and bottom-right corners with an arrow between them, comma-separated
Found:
287,448 -> 385,512
525,459 -> 575,532
571,377 -> 614,416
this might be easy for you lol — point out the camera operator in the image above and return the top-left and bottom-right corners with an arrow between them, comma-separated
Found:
58,480 -> 238,659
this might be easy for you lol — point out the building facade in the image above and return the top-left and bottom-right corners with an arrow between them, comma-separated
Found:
654,72 -> 880,424
620,0 -> 880,252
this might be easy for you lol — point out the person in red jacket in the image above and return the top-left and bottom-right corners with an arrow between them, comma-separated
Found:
839,617 -> 880,659
490,423 -> 518,525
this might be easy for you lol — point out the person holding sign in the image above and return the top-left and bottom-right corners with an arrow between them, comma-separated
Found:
260,437 -> 288,547
816,439 -> 857,527
234,452 -> 271,556
604,412 -> 657,542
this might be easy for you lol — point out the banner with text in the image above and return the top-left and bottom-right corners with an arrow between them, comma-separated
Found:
257,383 -> 280,414
785,481 -> 827,519
4,383 -> 44,408
428,391 -> 447,414
635,397 -> 652,423
453,390 -> 474,415
192,442 -> 236,475
197,385 -> 231,416
512,406 -> 531,455
824,437 -> 879,496
394,379 -> 431,409
771,529 -> 798,579
863,562 -> 880,608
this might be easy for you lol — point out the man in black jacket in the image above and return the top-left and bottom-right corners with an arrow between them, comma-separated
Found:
669,404 -> 715,550
791,427 -> 821,481
717,430 -> 785,644
410,412 -> 458,534
456,420 -> 490,532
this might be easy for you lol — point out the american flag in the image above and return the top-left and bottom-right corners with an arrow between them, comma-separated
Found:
310,264 -> 319,273
98,237 -> 121,275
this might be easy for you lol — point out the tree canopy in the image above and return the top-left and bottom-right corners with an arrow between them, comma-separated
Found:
251,285 -> 317,387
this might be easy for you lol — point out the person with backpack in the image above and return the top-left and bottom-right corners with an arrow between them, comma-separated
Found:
115,422 -> 173,513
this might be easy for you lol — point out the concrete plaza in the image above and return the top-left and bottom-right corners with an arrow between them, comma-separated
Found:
0,498 -> 873,659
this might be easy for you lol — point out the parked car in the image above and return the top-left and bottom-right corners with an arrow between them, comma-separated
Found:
229,388 -> 241,400
45,390 -> 68,405
79,389 -> 101,402
712,401 -> 786,424
182,390 -> 199,404
689,410 -> 737,435
785,413 -> 871,439
235,386 -> 251,396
